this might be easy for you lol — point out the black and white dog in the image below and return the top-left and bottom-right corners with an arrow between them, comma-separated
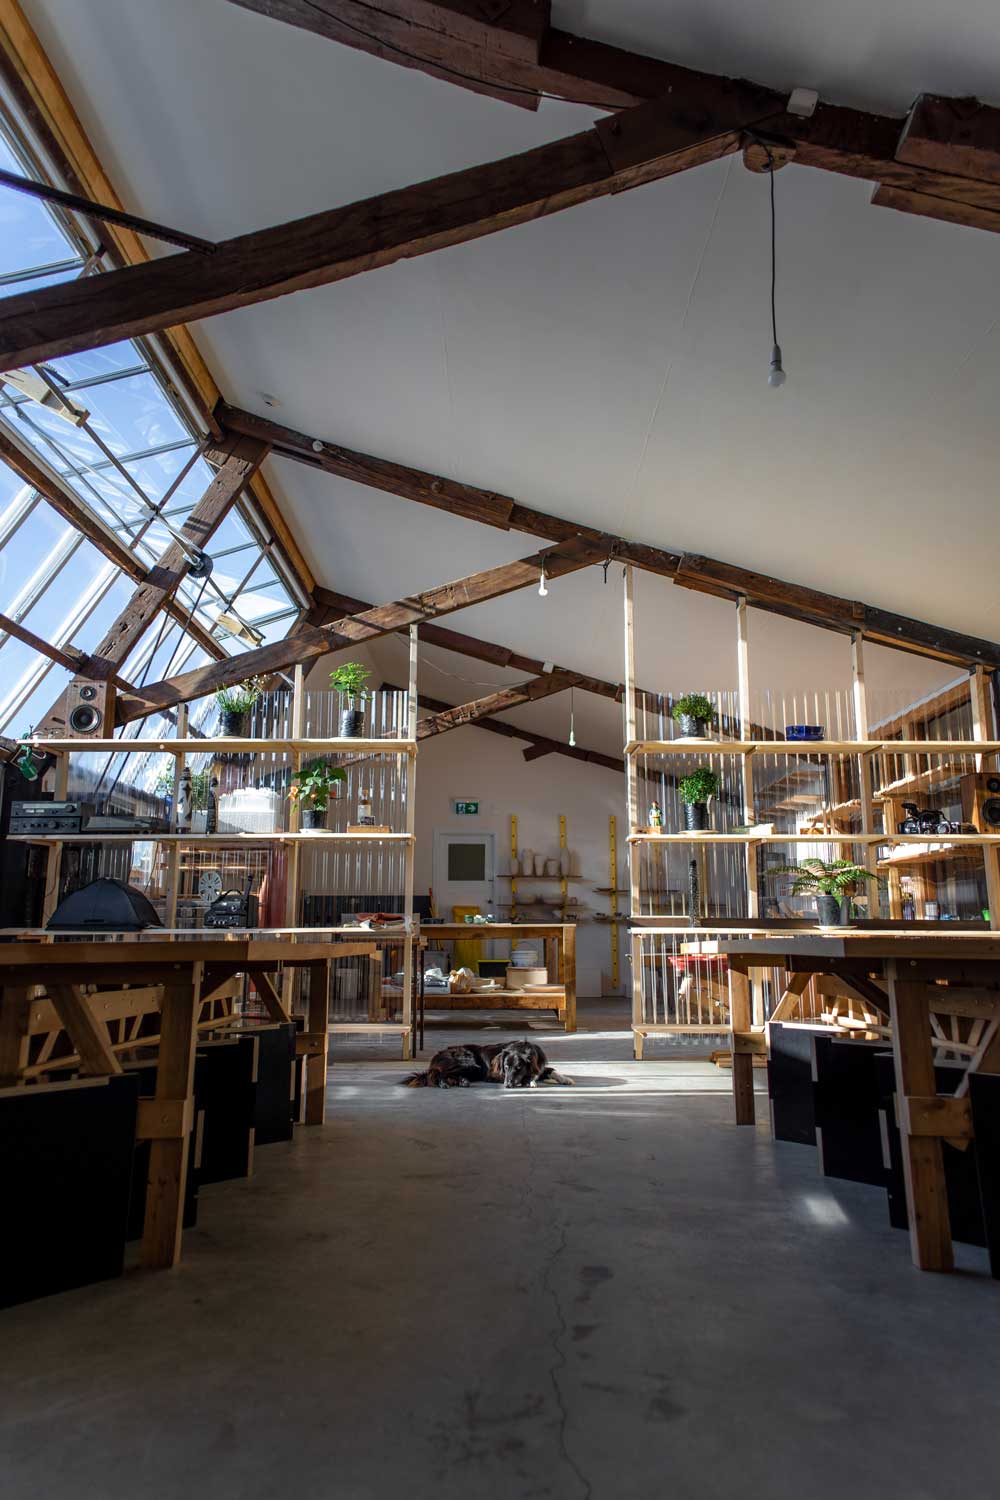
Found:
401,1040 -> 574,1089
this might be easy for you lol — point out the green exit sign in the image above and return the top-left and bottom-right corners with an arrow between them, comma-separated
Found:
455,800 -> 480,815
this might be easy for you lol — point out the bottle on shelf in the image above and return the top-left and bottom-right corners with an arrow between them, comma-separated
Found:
358,788 -> 375,826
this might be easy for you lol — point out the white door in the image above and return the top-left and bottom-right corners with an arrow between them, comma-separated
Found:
432,831 -> 496,922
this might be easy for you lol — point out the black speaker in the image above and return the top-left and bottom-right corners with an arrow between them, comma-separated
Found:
961,773 -> 1000,832
64,678 -> 115,736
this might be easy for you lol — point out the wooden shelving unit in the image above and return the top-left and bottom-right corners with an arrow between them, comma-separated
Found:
19,633 -> 422,1057
620,564 -> 1000,1059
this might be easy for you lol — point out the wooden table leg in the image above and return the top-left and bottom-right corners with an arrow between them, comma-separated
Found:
562,926 -> 577,1033
142,966 -> 202,1271
47,983 -> 123,1075
305,960 -> 330,1125
887,961 -> 953,1272
0,985 -> 32,1086
729,968 -> 755,1125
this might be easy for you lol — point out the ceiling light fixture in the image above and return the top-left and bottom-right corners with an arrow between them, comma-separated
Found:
538,567 -> 549,598
568,686 -> 576,748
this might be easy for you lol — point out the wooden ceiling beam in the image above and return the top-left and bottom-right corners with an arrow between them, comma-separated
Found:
115,534 -> 606,723
223,3 -> 1000,232
0,93 -> 789,372
227,406 -> 1000,670
225,1 -> 550,109
384,682 -> 623,773
417,669 -> 579,739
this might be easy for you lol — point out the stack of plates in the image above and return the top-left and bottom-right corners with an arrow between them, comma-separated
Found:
509,948 -> 541,968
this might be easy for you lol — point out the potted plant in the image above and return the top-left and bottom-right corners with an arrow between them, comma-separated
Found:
772,857 -> 878,927
672,693 -> 715,738
215,676 -> 264,737
678,767 -> 720,831
330,662 -> 372,737
289,759 -> 347,831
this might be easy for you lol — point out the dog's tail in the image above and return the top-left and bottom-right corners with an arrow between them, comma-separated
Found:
399,1069 -> 431,1087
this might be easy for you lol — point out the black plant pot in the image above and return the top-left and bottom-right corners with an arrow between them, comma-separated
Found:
302,807 -> 327,831
677,714 -> 710,738
219,709 -> 248,737
815,893 -> 843,926
339,708 -> 365,738
684,801 -> 709,832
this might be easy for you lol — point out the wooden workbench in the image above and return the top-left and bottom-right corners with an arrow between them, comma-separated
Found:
425,922 -> 577,1032
0,936 -> 374,1271
681,930 -> 1000,1273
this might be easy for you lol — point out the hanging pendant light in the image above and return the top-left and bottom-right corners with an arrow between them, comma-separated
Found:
764,146 -> 787,389
568,686 -> 576,747
538,566 -> 549,597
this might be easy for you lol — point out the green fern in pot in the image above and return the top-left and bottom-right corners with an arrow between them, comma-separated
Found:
772,857 -> 877,926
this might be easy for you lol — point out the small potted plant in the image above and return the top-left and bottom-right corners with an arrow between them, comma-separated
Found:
289,759 -> 347,831
215,676 -> 264,737
672,693 -> 715,738
678,766 -> 720,831
330,662 -> 372,737
772,857 -> 878,927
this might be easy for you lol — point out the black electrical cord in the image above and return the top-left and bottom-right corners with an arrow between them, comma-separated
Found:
299,0 -> 609,110
768,147 -> 778,347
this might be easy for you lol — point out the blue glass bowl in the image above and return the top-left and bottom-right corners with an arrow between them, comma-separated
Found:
785,724 -> 824,741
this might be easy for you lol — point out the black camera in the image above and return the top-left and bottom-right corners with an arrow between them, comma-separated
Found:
897,802 -> 959,836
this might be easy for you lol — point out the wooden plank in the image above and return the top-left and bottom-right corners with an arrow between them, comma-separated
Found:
886,962 -> 954,1271
141,968 -> 201,1270
247,969 -> 292,1024
896,94 -> 1000,185
228,405 -> 1000,671
898,1094 -> 974,1140
871,182 -> 1000,235
416,670 -> 579,738
116,535 -> 606,722
46,983 -> 122,1076
0,985 -> 31,1085
769,970 -> 812,1023
0,609 -> 86,671
0,98 -> 779,372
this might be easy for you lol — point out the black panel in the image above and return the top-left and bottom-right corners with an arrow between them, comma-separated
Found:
229,1023 -> 295,1146
197,1035 -> 258,1184
0,1074 -> 138,1307
812,1035 -> 887,1187
968,1072 -> 1000,1276
767,1023 -> 817,1146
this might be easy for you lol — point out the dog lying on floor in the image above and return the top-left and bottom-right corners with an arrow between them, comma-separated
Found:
401,1040 -> 574,1089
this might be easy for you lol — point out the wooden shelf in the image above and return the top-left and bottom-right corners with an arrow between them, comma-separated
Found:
497,874 -> 585,881
629,831 -> 1000,846
876,844 -> 986,872
626,739 -> 1000,757
8,831 -> 414,847
26,736 -> 417,756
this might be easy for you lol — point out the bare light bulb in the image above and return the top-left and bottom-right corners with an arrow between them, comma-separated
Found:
768,343 -> 787,388
538,568 -> 549,597
568,721 -> 576,747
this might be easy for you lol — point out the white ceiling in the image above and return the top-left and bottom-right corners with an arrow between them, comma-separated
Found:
20,0 -> 1000,745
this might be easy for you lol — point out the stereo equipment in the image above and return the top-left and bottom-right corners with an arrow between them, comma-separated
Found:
204,878 -> 258,930
65,678 -> 115,737
961,773 -> 1000,832
83,814 -> 168,835
10,799 -> 85,834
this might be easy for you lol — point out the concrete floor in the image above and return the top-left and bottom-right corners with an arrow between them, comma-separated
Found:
3,1000 -> 1000,1499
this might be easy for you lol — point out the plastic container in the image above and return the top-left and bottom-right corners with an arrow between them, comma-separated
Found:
217,787 -> 281,833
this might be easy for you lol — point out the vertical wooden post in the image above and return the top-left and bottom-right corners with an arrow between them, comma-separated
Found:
163,705 -> 187,930
852,633 -> 880,896
40,752 -> 70,925
623,567 -> 643,1054
285,664 -> 305,931
0,986 -> 32,1085
562,923 -> 577,1033
400,623 -> 418,1059
970,666 -> 1000,930
609,815 -> 619,989
304,958 -> 330,1124
737,597 -> 764,1024
886,960 -> 953,1271
141,965 -> 202,1270
729,966 -> 755,1125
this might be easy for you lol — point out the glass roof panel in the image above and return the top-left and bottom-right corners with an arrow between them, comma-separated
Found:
0,138 -> 79,280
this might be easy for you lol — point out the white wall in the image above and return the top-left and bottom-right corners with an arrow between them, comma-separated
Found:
413,726 -> 626,998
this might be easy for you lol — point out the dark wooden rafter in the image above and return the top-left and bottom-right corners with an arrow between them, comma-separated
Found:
0,420 -> 226,662
115,535 -> 606,723
224,2 -> 1000,233
417,669 -> 579,738
0,91 -> 820,373
0,609 -> 87,673
383,682 -> 623,773
234,407 -> 1000,670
